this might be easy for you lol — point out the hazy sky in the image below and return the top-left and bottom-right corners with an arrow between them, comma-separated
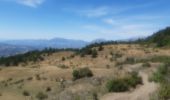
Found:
0,0 -> 169,41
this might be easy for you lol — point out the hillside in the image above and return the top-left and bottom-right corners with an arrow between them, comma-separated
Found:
146,27 -> 170,47
0,27 -> 169,100
0,43 -> 169,100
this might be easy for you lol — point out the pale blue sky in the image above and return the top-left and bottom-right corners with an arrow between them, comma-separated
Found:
0,0 -> 169,41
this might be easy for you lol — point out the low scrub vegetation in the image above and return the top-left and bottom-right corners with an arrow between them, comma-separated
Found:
150,65 -> 168,83
91,49 -> 98,58
110,52 -> 123,62
46,87 -> 51,92
142,62 -> 151,67
61,57 -> 66,61
98,45 -> 104,51
0,48 -> 77,66
36,92 -> 48,100
22,90 -> 30,96
79,48 -> 98,58
106,72 -> 142,92
150,63 -> 170,100
158,83 -> 170,100
117,56 -> 170,66
58,64 -> 68,69
72,67 -> 93,80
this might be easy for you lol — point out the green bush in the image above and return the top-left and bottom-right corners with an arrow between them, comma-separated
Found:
142,62 -> 151,67
36,92 -> 48,100
98,46 -> 104,51
73,67 -> 93,80
92,92 -> 98,100
106,72 -> 142,92
126,71 -> 142,88
58,64 -> 68,69
23,90 -> 30,96
112,53 -> 123,58
106,79 -> 128,92
91,49 -> 98,58
62,57 -> 66,61
73,70 -> 80,79
150,63 -> 170,100
125,57 -> 136,64
46,87 -> 51,92
159,83 -> 170,100
150,65 -> 167,82
27,77 -> 33,81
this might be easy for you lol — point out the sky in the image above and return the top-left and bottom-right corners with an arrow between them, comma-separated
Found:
0,0 -> 170,41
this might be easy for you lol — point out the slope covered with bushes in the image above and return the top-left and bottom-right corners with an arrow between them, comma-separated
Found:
146,27 -> 170,47
0,48 -> 77,66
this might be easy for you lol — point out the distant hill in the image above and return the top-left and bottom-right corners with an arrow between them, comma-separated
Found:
146,27 -> 170,47
91,39 -> 106,44
1,26 -> 170,57
0,38 -> 88,57
2,38 -> 88,49
0,43 -> 34,57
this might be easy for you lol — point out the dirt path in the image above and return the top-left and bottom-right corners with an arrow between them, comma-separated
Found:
100,71 -> 158,100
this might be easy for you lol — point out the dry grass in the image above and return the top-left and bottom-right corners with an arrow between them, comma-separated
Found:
0,44 -> 169,100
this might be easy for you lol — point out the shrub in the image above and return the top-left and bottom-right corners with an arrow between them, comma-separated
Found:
110,52 -> 122,59
70,54 -> 75,58
92,92 -> 98,100
142,62 -> 151,67
113,53 -> 123,58
62,57 -> 66,61
98,46 -> 104,51
80,53 -> 85,57
126,71 -> 142,88
36,74 -> 41,80
91,49 -> 98,58
106,72 -> 142,92
7,78 -> 13,82
106,79 -> 128,92
73,70 -> 80,80
23,90 -> 30,96
46,87 -> 51,92
125,57 -> 136,64
36,92 -> 48,100
27,77 -> 33,81
150,63 -> 170,100
159,83 -> 170,100
58,64 -> 68,69
73,67 -> 93,80
150,65 -> 167,82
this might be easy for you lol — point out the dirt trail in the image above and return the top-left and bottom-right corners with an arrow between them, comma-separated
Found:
100,71 -> 158,100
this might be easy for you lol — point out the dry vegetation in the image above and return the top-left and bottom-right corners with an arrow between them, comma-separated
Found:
0,44 -> 169,100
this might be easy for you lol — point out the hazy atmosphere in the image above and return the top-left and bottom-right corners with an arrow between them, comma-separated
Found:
0,1 -> 170,100
0,0 -> 170,41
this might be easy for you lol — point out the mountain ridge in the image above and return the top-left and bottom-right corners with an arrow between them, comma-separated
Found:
0,38 -> 88,57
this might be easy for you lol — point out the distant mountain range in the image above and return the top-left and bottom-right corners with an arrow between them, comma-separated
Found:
2,26 -> 169,57
0,43 -> 34,57
0,38 -> 89,57
2,38 -> 88,49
